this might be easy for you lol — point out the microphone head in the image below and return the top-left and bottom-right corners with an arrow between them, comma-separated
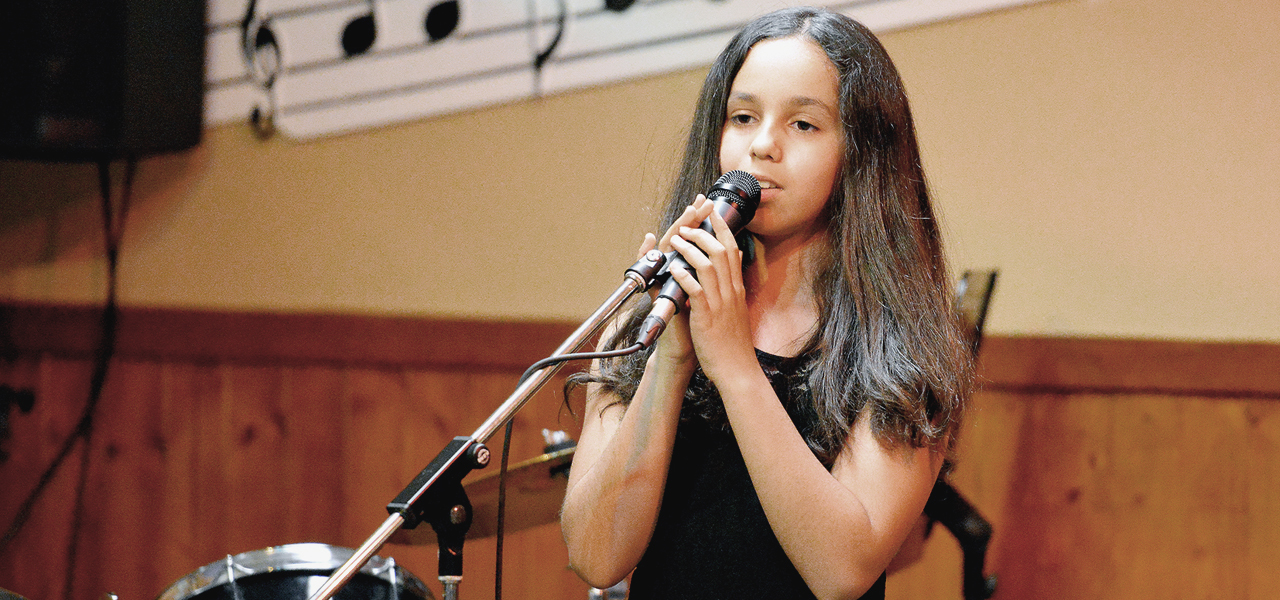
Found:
707,170 -> 761,221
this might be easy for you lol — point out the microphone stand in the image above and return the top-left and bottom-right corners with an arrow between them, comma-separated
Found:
307,250 -> 669,600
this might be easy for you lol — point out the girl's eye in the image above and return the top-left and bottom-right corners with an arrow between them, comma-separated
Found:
795,120 -> 816,131
729,113 -> 753,125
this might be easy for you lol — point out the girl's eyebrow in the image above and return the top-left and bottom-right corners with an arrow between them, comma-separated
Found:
792,96 -> 834,110
729,91 -> 837,118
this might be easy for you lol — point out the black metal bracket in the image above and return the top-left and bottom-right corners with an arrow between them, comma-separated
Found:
386,436 -> 490,577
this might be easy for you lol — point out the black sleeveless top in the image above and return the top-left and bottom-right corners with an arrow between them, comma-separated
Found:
628,350 -> 886,600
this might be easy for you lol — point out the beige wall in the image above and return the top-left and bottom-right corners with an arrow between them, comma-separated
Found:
2,0 -> 1277,342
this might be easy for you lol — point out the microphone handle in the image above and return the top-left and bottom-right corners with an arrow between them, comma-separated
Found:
637,298 -> 678,349
635,174 -> 758,349
637,216 -> 745,349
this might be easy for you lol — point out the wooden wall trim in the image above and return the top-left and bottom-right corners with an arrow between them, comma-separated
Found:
3,301 -> 1277,397
977,336 -> 1280,399
0,301 -> 579,371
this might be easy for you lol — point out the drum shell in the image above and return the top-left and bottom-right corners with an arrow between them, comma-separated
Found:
156,543 -> 430,600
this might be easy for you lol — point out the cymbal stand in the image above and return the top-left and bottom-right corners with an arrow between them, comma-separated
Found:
307,251 -> 668,600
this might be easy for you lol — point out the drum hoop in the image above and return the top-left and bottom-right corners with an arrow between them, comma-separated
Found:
155,543 -> 429,600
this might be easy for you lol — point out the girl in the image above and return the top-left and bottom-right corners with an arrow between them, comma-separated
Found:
560,7 -> 972,600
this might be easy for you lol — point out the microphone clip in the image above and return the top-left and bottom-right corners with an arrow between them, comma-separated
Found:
625,249 -> 672,291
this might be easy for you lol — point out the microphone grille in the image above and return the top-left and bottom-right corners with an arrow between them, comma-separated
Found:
709,170 -> 762,212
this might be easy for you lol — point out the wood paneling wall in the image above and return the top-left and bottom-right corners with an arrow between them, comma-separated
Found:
890,337 -> 1280,600
0,304 -> 590,600
1,303 -> 1277,600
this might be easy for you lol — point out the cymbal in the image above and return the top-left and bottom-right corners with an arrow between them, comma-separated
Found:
389,446 -> 574,544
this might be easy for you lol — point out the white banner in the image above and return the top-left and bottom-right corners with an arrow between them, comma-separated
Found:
204,0 -> 1049,139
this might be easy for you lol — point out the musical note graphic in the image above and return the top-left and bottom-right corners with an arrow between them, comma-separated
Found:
527,0 -> 567,94
342,0 -> 460,58
341,2 -> 376,57
202,0 -> 1050,140
426,1 -> 460,41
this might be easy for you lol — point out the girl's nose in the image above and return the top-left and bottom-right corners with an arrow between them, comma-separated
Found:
749,125 -> 781,161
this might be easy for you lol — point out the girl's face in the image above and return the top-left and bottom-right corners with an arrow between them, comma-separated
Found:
719,36 -> 843,246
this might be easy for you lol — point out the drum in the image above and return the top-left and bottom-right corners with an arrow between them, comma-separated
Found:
156,543 -> 432,600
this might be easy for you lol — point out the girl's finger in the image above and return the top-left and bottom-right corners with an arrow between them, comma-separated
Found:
677,224 -> 735,306
669,234 -> 712,271
668,263 -> 705,306
669,233 -> 721,309
708,210 -> 738,250
636,232 -> 657,259
707,211 -> 744,292
686,194 -> 712,225
660,195 -> 712,251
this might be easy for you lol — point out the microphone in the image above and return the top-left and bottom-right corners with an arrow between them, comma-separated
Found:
637,170 -> 761,348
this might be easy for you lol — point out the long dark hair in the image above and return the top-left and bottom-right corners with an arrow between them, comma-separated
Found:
570,7 -> 972,463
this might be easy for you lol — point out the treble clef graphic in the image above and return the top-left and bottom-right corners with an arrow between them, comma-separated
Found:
240,0 -> 281,138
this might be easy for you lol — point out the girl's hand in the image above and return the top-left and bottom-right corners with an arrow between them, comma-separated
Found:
665,205 -> 758,384
644,195 -> 717,366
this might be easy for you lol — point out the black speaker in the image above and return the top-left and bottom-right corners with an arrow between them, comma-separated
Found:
0,0 -> 206,161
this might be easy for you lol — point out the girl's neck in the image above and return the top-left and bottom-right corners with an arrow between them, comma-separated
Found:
744,232 -> 826,357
